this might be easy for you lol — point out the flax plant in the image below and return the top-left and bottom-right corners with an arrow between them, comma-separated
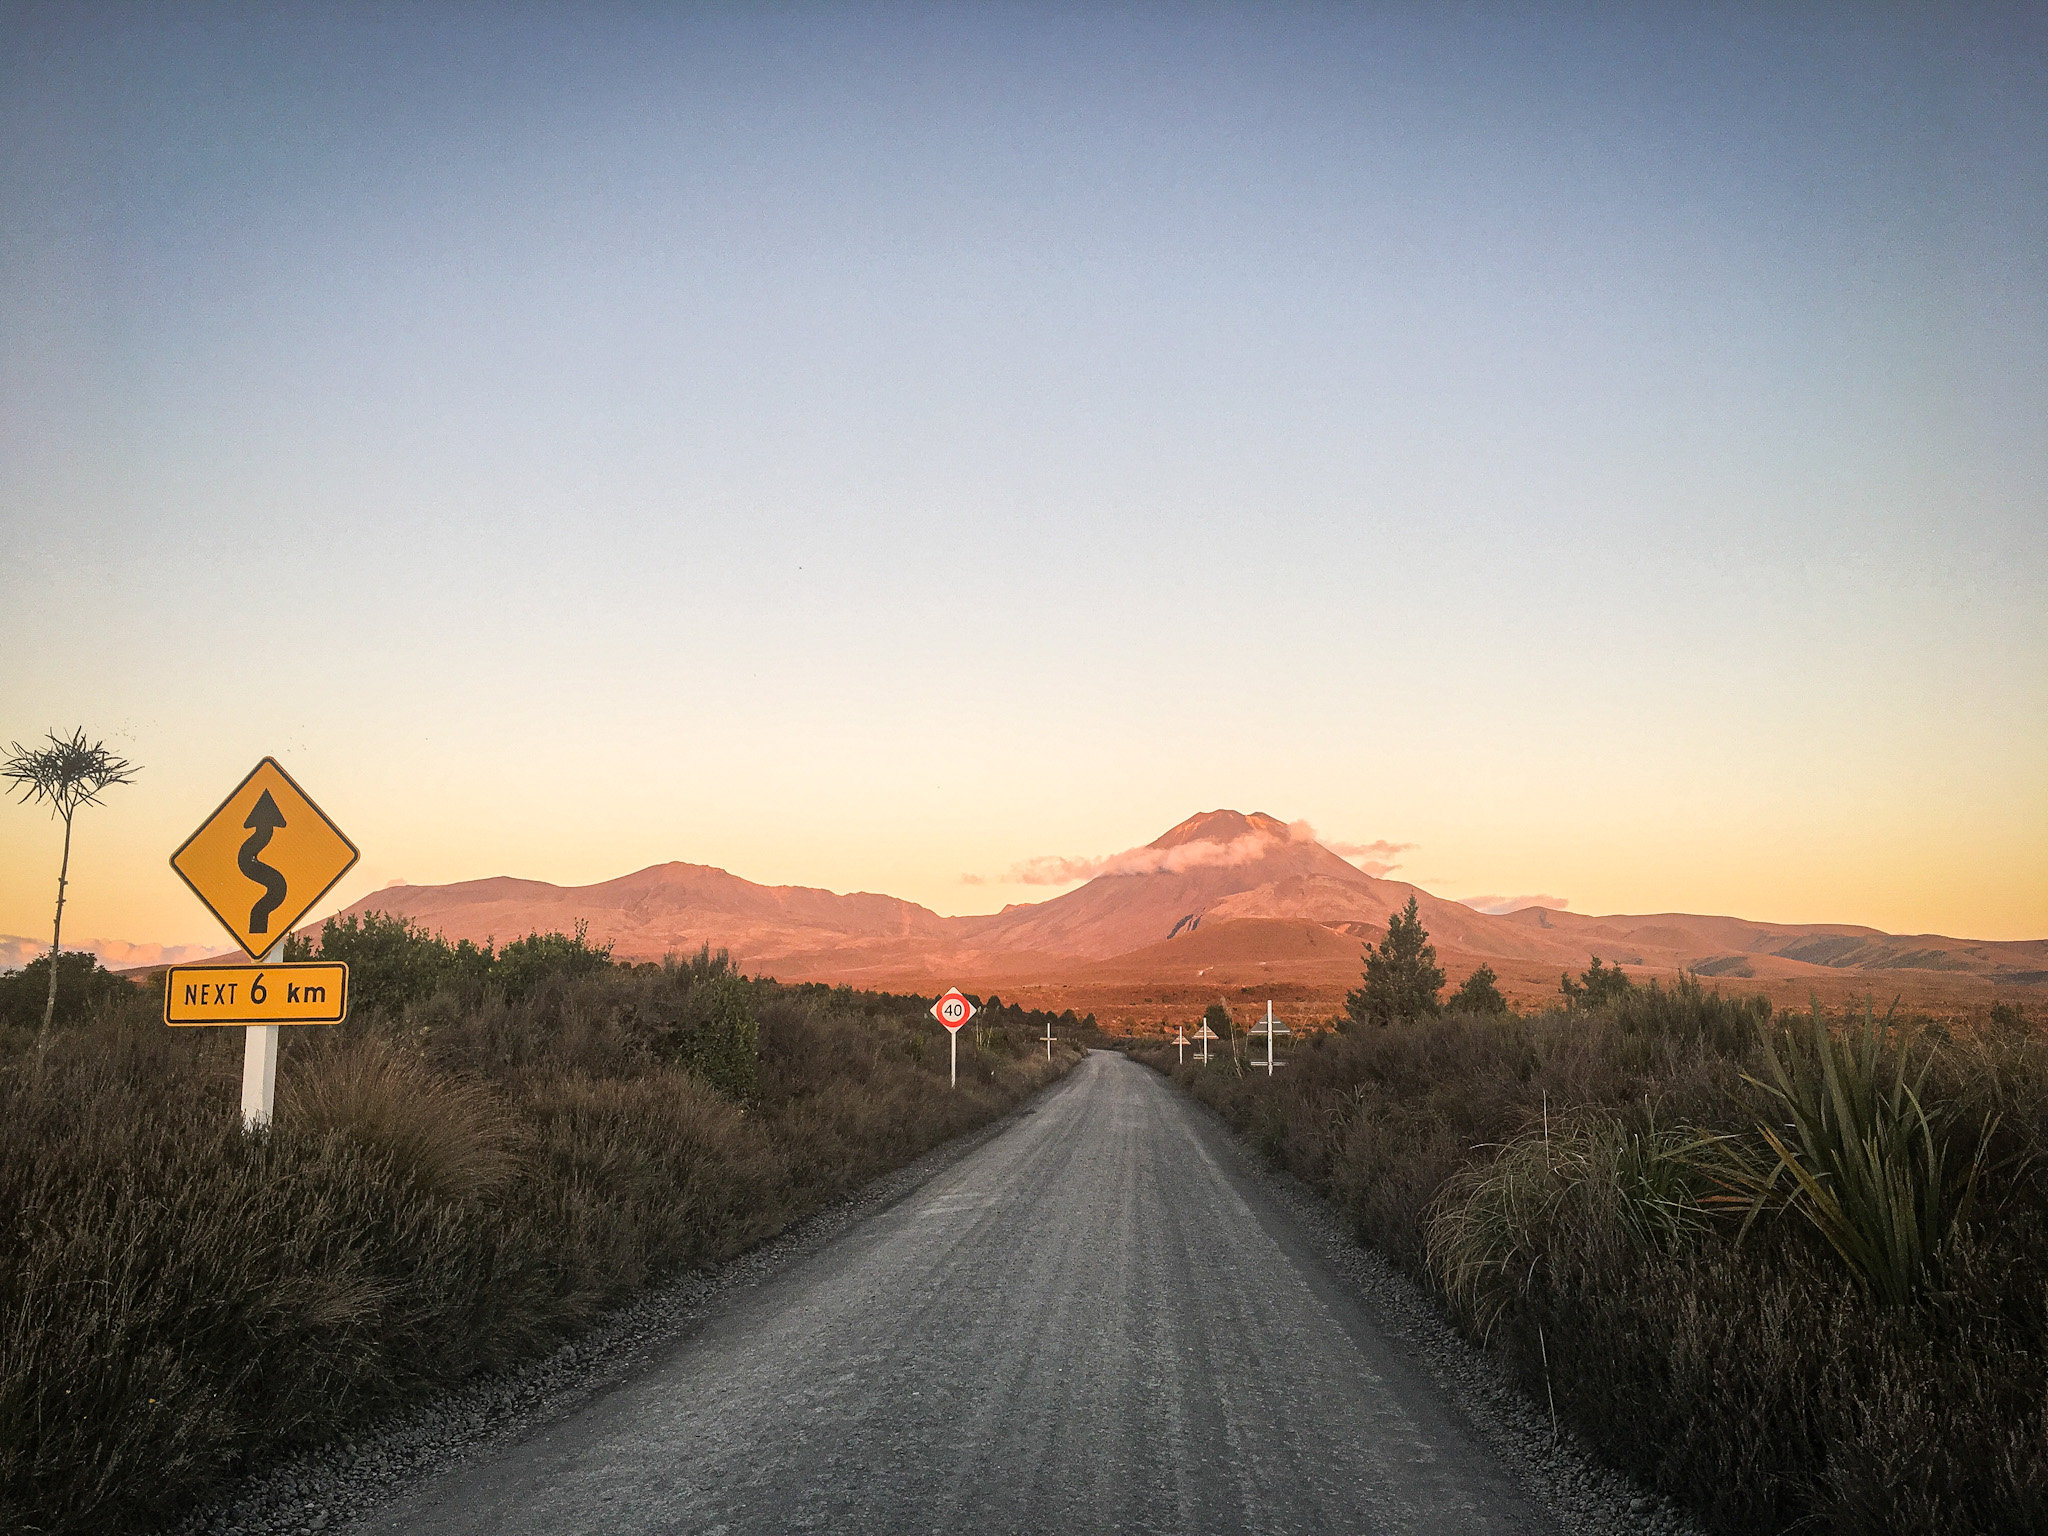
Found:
1708,1001 -> 1992,1306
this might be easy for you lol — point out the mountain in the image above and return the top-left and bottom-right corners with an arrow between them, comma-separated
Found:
960,811 -> 1391,957
965,810 -> 1596,967
322,863 -> 973,978
310,810 -> 2047,1015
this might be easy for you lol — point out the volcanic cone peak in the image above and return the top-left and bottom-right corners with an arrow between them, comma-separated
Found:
1150,808 -> 1297,848
961,810 -> 1389,959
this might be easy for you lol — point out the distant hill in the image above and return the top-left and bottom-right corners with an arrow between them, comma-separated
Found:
316,864 -> 971,979
308,809 -> 2048,998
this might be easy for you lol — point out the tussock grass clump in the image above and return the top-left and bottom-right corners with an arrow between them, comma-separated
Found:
283,1035 -> 521,1201
1429,1111 -> 1706,1340
1134,981 -> 2048,1535
0,945 -> 1082,1536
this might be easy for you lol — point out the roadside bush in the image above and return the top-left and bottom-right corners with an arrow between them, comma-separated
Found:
1133,983 -> 2048,1534
297,912 -> 493,1019
0,946 -> 1081,1536
0,952 -> 134,1034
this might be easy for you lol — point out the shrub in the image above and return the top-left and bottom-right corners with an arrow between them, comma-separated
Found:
1135,985 -> 2048,1534
0,960 -> 1079,1535
683,973 -> 760,1102
281,1034 -> 520,1201
0,952 -> 135,1034
305,912 -> 493,1019
491,923 -> 613,1001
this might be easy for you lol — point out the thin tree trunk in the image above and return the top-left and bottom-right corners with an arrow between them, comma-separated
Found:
40,809 -> 72,1047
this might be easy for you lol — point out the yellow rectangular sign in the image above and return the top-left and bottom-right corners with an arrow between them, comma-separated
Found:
163,962 -> 350,1026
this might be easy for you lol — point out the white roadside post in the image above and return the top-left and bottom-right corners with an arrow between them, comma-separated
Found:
241,940 -> 283,1128
931,988 -> 975,1088
1043,1011 -> 1055,1062
1174,1026 -> 1188,1064
1193,1022 -> 1216,1063
1259,999 -> 1291,1075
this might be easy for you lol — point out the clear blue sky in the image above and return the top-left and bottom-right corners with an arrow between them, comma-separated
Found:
3,2 -> 2043,947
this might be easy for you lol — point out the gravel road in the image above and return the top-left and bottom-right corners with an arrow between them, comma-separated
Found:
344,1051 -> 1603,1536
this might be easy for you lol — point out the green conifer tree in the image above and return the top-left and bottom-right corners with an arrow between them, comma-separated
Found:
1345,895 -> 1445,1026
1449,963 -> 1509,1015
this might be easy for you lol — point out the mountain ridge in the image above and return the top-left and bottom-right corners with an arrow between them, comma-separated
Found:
307,810 -> 2047,1001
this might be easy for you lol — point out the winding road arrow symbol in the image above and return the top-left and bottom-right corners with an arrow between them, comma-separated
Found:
239,789 -> 289,934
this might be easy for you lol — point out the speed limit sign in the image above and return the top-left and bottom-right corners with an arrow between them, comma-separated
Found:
931,987 -> 975,1087
931,988 -> 975,1032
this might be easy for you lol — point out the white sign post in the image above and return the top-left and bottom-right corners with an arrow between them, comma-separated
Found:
931,988 -> 975,1087
1043,1012 -> 1056,1062
1258,1000 -> 1290,1075
1192,1023 -> 1217,1063
241,941 -> 283,1125
1173,1025 -> 1189,1064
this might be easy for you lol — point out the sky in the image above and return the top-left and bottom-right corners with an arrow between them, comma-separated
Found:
2,1 -> 2044,954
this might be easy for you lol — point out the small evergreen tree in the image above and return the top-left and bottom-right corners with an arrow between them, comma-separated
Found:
1449,963 -> 1509,1015
1203,1000 -> 1232,1041
1561,954 -> 1634,1009
1345,895 -> 1445,1026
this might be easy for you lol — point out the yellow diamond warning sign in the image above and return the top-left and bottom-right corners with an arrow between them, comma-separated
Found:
170,758 -> 359,961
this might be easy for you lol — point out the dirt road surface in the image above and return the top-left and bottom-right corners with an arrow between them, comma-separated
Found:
359,1052 -> 1555,1535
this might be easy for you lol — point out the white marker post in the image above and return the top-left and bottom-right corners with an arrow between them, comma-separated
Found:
241,941 -> 283,1129
1193,1023 -> 1217,1063
1043,1012 -> 1056,1062
1173,1026 -> 1189,1064
1258,1000 -> 1291,1075
931,988 -> 975,1088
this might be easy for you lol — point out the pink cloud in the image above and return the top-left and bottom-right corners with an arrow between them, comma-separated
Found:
965,820 -> 1415,885
1458,893 -> 1571,915
1318,835 -> 1415,876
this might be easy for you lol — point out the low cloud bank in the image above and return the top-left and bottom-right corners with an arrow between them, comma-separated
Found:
963,821 -> 1413,886
1321,836 -> 1414,877
0,935 -> 228,972
1458,894 -> 1571,915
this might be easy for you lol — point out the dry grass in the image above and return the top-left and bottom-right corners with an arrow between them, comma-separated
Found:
0,965 -> 1080,1535
1133,982 -> 2048,1535
281,1035 -> 522,1202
